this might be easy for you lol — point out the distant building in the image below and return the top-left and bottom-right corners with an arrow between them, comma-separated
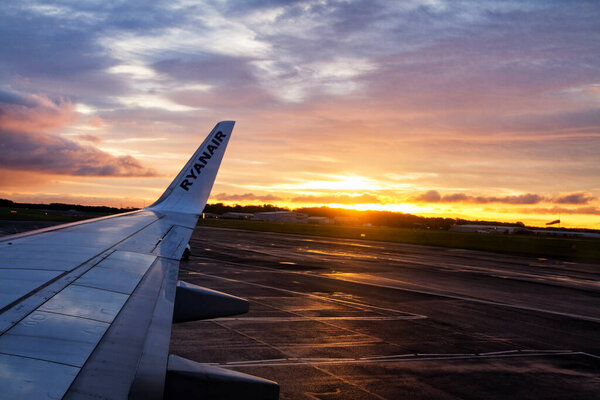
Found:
449,225 -> 527,234
201,212 -> 219,219
253,211 -> 308,223
221,212 -> 254,220
449,225 -> 600,239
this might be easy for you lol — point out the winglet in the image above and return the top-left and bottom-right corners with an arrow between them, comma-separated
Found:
149,121 -> 234,215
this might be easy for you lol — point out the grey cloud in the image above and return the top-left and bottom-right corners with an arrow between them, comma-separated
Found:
488,193 -> 545,205
0,90 -> 38,107
516,206 -> 600,216
0,129 -> 157,177
154,55 -> 257,84
553,192 -> 596,205
78,134 -> 102,143
414,191 -> 545,205
0,7 -> 108,78
360,2 -> 600,115
155,55 -> 276,108
416,190 -> 442,202
0,90 -> 154,177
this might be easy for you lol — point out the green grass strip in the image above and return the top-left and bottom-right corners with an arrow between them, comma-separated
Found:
197,219 -> 600,263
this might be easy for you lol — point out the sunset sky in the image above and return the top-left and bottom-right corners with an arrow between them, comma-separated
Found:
1,1 -> 599,228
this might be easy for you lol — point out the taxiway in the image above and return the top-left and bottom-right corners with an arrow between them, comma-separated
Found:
171,226 -> 600,399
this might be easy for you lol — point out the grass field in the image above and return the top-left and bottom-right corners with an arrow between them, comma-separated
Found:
0,207 -> 109,222
197,219 -> 600,263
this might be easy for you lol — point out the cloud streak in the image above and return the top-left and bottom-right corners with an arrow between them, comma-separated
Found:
553,192 -> 596,205
0,129 -> 157,177
413,191 -> 596,206
0,91 -> 76,133
514,206 -> 600,216
413,190 -> 545,205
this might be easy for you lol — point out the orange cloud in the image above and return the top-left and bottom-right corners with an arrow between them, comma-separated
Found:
0,90 -> 157,177
0,93 -> 76,133
78,133 -> 102,143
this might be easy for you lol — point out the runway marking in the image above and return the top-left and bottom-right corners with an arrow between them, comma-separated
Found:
245,294 -> 408,352
581,352 -> 600,359
216,349 -> 591,368
202,341 -> 385,349
195,236 -> 598,290
317,273 -> 600,323
211,317 -> 389,400
188,257 -> 600,323
215,315 -> 422,322
310,364 -> 388,400
184,270 -> 427,319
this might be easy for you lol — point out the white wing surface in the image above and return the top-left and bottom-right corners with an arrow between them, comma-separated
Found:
0,121 -> 279,400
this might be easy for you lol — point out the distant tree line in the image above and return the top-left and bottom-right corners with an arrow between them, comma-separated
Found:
0,199 -> 135,214
2,199 -> 595,233
203,203 -> 287,214
203,203 -> 531,230
294,206 -> 525,230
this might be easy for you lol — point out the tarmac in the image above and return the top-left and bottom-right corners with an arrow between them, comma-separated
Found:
2,221 -> 598,399
171,226 -> 600,400
0,220 -> 63,236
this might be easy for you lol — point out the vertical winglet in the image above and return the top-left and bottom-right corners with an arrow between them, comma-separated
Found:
149,121 -> 234,215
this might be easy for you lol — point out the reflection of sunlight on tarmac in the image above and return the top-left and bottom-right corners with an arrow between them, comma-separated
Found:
303,249 -> 379,260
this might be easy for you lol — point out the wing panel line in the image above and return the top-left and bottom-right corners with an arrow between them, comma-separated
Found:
0,215 -> 163,334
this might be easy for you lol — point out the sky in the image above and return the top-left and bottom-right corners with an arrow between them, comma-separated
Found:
0,0 -> 599,228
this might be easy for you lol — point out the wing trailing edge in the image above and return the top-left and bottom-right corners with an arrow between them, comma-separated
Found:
150,121 -> 235,215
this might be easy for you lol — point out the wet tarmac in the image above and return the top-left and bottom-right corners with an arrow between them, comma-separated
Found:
171,226 -> 600,400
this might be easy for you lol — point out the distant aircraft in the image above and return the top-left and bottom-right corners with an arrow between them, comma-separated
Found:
0,121 -> 279,399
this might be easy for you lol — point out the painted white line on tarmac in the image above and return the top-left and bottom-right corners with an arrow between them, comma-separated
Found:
188,257 -> 600,323
216,315 -> 422,322
215,350 -> 591,368
187,270 -> 428,319
317,273 -> 600,323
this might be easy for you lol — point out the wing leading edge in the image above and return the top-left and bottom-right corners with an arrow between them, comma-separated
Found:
0,121 -> 279,400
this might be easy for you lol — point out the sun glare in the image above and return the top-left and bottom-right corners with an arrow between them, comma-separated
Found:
268,175 -> 383,191
324,203 -> 430,214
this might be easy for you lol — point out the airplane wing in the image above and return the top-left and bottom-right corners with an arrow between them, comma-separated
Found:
0,121 -> 279,400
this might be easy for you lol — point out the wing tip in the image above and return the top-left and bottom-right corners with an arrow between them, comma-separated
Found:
149,121 -> 235,213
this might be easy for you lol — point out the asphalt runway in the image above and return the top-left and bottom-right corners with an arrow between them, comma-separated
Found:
171,226 -> 600,400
